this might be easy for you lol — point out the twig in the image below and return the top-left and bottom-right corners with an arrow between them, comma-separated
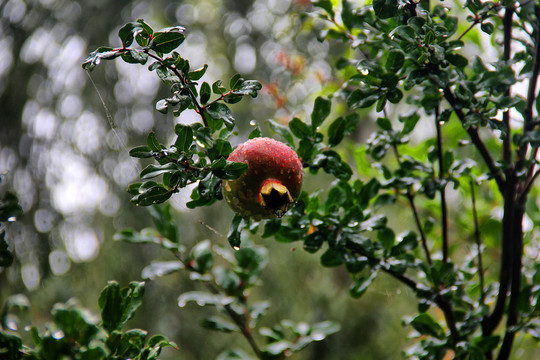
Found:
146,52 -> 209,127
520,167 -> 540,201
392,144 -> 432,265
172,250 -> 263,358
435,107 -> 449,263
457,20 -> 480,42
470,179 -> 485,305
442,88 -> 505,194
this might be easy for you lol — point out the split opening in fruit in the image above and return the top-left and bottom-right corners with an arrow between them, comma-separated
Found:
259,180 -> 293,216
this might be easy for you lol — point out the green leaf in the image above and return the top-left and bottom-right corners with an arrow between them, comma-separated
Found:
121,49 -> 148,65
115,329 -> 147,357
321,248 -> 344,267
385,49 -> 405,72
140,163 -> 181,179
151,29 -> 185,54
146,132 -> 162,151
480,22 -> 494,35
98,281 -> 145,333
400,113 -> 420,135
327,117 -> 346,147
190,240 -> 214,274
155,99 -> 168,114
189,64 -> 208,81
391,25 -> 416,42
52,301 -> 100,346
341,0 -> 355,30
0,331 -> 23,357
131,185 -> 172,206
213,161 -> 248,180
206,102 -> 235,131
147,334 -> 178,350
0,192 -> 23,222
201,316 -> 240,333
373,0 -> 399,19
118,22 -> 143,47
289,117 -> 312,140
267,119 -> 295,146
313,0 -> 335,18
410,313 -> 445,339
174,124 -> 194,152
212,80 -> 226,94
82,47 -> 119,71
235,247 -> 268,276
377,227 -> 395,250
350,270 -> 378,298
200,82 -> 211,105
178,292 -> 233,307
194,126 -> 215,148
390,231 -> 418,256
129,145 -> 154,158
474,335 -> 500,352
231,79 -> 262,97
141,261 -> 183,280
227,215 -> 245,249
376,117 -> 392,131
311,96 -> 331,130
447,53 -> 468,68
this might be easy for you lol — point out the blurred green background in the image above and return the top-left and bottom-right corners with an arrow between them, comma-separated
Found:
3,0 -> 538,359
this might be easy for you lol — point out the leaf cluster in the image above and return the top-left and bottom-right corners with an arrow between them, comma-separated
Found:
0,282 -> 176,360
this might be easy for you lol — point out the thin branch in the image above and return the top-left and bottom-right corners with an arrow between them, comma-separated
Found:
146,51 -> 209,127
172,250 -> 263,358
392,144 -> 432,265
442,88 -> 506,194
435,107 -> 449,263
436,294 -> 460,346
520,166 -> 540,201
457,20 -> 480,42
470,179 -> 485,305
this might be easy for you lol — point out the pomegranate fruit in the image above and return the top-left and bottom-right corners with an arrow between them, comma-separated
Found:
223,137 -> 304,219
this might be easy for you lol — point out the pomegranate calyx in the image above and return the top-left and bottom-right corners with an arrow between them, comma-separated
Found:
259,180 -> 293,216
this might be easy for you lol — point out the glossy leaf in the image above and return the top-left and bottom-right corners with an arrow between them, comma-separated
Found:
118,22 -> 142,47
311,96 -> 331,130
151,29 -> 185,54
98,281 -> 145,333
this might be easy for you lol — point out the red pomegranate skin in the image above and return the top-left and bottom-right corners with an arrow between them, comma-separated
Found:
223,137 -> 304,219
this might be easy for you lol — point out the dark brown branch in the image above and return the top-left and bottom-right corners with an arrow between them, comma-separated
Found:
442,88 -> 505,194
502,6 -> 514,167
435,107 -> 449,263
482,172 -> 516,336
496,203 -> 525,360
